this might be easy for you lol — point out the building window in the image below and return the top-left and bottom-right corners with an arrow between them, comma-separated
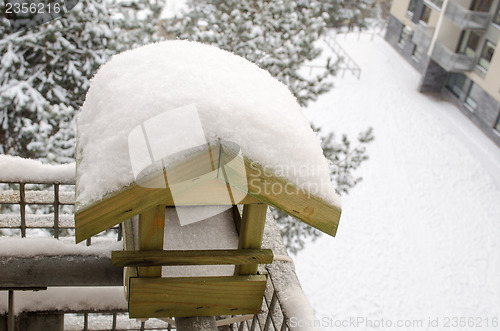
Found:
494,4 -> 500,26
426,0 -> 444,9
420,5 -> 432,24
412,45 -> 425,62
446,73 -> 466,97
457,30 -> 481,57
470,0 -> 492,12
408,0 -> 418,15
465,82 -> 479,111
478,40 -> 495,70
398,26 -> 412,48
495,114 -> 500,133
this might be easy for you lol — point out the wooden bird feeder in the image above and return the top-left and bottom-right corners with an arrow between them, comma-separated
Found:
75,142 -> 341,319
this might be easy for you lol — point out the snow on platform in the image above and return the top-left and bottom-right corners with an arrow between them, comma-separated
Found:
0,287 -> 127,314
0,237 -> 121,257
295,32 -> 500,330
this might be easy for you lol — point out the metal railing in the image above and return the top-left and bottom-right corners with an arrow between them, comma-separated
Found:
0,180 -> 121,245
323,32 -> 362,79
431,41 -> 475,72
1,179 -> 297,331
444,1 -> 491,30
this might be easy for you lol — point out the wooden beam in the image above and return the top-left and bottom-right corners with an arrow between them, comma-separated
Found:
128,275 -> 266,318
235,204 -> 268,275
75,143 -> 341,243
111,249 -> 274,267
75,145 -> 258,243
232,205 -> 242,235
138,206 -> 165,277
219,144 -> 341,236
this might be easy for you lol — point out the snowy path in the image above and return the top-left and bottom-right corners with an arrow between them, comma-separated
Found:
295,33 -> 500,330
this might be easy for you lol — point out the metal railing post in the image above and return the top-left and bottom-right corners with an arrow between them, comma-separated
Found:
19,183 -> 26,237
8,290 -> 15,331
54,184 -> 60,239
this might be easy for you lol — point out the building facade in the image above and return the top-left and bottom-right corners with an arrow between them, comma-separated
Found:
385,0 -> 500,146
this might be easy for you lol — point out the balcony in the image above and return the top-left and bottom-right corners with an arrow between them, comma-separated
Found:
431,41 -> 475,72
444,1 -> 491,30
424,0 -> 444,10
412,24 -> 434,50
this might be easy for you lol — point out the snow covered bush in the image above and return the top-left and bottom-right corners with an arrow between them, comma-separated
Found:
276,126 -> 374,253
0,0 -> 159,162
0,0 -> 122,162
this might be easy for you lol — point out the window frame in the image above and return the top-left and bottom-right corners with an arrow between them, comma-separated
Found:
420,5 -> 432,24
457,30 -> 481,57
477,39 -> 496,71
470,0 -> 493,12
494,113 -> 500,133
464,82 -> 479,111
412,44 -> 424,62
408,0 -> 418,15
493,2 -> 500,26
398,26 -> 412,48
446,73 -> 466,98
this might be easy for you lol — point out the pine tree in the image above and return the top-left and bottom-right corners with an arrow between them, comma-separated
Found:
275,126 -> 374,253
0,0 -> 124,162
164,0 -> 374,253
163,0 -> 336,107
312,0 -> 376,29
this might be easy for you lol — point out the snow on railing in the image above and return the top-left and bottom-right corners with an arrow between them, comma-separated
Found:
0,158 -> 314,331
323,31 -> 361,79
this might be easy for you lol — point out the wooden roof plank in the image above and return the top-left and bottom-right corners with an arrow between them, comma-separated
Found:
75,143 -> 341,243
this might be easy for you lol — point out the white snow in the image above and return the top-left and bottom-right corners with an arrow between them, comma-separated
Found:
0,154 -> 75,183
0,237 -> 121,257
262,212 -> 320,331
295,32 -> 500,330
0,287 -> 127,314
76,40 -> 340,211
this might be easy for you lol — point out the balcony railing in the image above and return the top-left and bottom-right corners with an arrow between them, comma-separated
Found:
431,41 -> 475,72
412,24 -> 434,51
424,0 -> 444,10
0,174 -> 303,331
444,1 -> 491,30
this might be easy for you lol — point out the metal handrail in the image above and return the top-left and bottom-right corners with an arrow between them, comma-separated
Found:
0,181 -> 121,245
323,32 -> 362,79
1,179 -> 297,331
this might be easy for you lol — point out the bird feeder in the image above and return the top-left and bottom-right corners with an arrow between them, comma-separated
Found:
73,40 -> 342,320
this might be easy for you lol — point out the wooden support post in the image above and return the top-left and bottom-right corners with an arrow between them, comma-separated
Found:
176,316 -> 217,331
138,205 -> 165,277
235,204 -> 267,275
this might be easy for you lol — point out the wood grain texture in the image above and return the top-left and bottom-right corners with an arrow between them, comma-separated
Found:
75,143 -> 341,243
235,204 -> 268,275
112,249 -> 274,267
129,275 -> 266,318
138,206 -> 165,277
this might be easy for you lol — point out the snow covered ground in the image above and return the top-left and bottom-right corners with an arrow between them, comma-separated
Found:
295,32 -> 500,330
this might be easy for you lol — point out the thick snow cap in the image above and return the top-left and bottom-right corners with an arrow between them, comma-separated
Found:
76,40 -> 341,210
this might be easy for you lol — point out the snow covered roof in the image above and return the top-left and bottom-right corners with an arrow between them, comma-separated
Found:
75,40 -> 341,242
